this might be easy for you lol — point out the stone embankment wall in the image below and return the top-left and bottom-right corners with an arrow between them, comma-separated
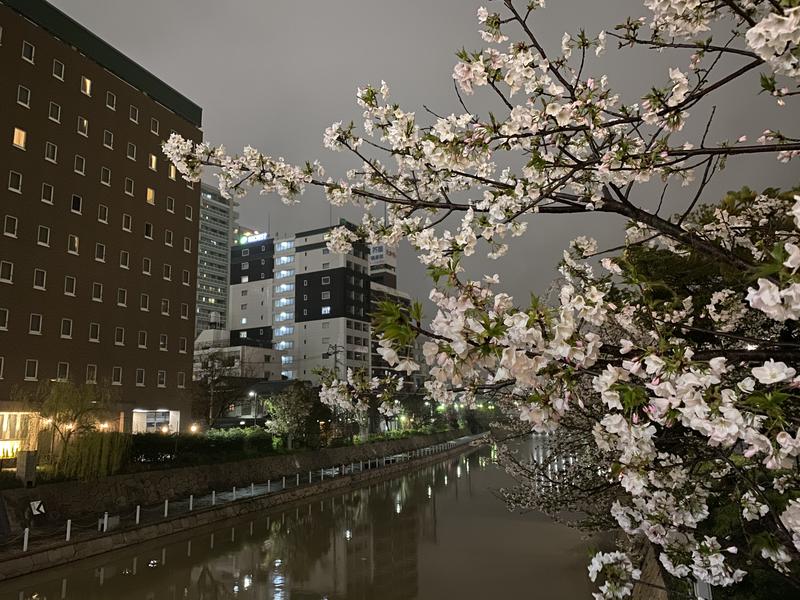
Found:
1,430 -> 464,532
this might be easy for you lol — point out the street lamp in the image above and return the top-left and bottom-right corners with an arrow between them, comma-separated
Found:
248,390 -> 257,427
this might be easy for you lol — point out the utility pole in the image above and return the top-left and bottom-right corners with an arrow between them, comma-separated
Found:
325,344 -> 344,379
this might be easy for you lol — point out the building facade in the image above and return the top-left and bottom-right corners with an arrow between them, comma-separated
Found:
0,0 -> 202,440
196,183 -> 236,336
228,221 -> 372,383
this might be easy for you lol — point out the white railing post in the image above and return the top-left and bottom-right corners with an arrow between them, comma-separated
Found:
212,490 -> 216,506
308,470 -> 312,483
65,519 -> 71,542
251,482 -> 255,496
296,473 -> 299,486
232,486 -> 237,501
163,500 -> 169,518
267,479 -> 271,492
103,512 -> 109,532
135,505 -> 141,525
189,495 -> 194,511
22,527 -> 29,552
282,476 -> 286,488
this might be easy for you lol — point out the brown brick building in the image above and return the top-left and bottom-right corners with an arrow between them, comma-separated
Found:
0,0 -> 202,447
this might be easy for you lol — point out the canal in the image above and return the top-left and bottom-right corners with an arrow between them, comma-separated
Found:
1,444 -> 604,599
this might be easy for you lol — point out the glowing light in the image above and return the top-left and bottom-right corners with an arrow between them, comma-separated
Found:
427,485 -> 432,498
190,424 -> 199,433
345,529 -> 352,540
160,426 -> 169,434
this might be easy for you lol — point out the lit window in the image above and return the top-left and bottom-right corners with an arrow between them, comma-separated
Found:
95,243 -> 106,263
321,306 -> 331,315
169,164 -> 177,180
60,318 -> 73,339
114,327 -> 125,346
146,188 -> 155,204
73,155 -> 86,175
33,269 -> 46,290
45,142 -> 58,163
166,196 -> 175,213
112,366 -> 122,385
150,118 -> 159,135
127,142 -> 137,160
80,76 -> 92,96
89,322 -> 100,342
71,194 -> 82,214
37,226 -> 50,246
122,213 -> 132,232
91,282 -> 103,302
64,275 -> 76,296
100,167 -> 111,186
106,91 -> 116,110
12,128 -> 26,150
21,41 -> 35,63
124,178 -> 134,196
77,116 -> 89,137
52,59 -> 64,80
16,86 -> 30,108
103,130 -> 113,148
25,359 -> 38,381
148,154 -> 157,171
49,102 -> 61,123
129,105 -> 139,123
29,313 -> 42,334
9,170 -> 24,192
86,364 -> 98,384
67,235 -> 79,254
3,215 -> 18,238
41,183 -> 54,204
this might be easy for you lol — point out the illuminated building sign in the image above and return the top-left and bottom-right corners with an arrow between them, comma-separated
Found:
239,232 -> 268,245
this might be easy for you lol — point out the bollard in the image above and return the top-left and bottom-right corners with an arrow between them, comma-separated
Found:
135,505 -> 141,525
164,500 -> 169,518
65,519 -> 71,542
282,476 -> 286,489
251,482 -> 255,496
103,512 -> 109,532
233,486 -> 237,501
23,527 -> 29,552
296,473 -> 300,486
189,495 -> 194,511
268,480 -> 271,492
212,490 -> 216,506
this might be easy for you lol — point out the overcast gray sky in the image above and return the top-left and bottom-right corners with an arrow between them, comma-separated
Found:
52,0 -> 797,306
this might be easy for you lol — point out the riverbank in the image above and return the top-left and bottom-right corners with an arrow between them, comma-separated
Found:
0,432 -> 486,581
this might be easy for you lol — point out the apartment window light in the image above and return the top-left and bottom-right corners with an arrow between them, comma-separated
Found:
146,188 -> 155,204
168,164 -> 177,180
12,128 -> 26,150
52,59 -> 64,80
77,116 -> 89,137
321,306 -> 331,315
47,103 -> 61,124
45,142 -> 58,163
80,76 -> 92,96
105,91 -> 116,110
21,41 -> 35,63
148,154 -> 157,171
16,86 -> 30,108
103,129 -> 113,148
3,216 -> 17,238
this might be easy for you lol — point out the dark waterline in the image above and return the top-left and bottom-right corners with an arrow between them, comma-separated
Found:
1,445 -> 600,599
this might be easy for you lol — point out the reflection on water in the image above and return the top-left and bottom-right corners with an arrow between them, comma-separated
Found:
1,443 -> 602,600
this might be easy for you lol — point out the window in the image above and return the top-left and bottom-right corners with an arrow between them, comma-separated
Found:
127,142 -> 137,160
148,154 -> 157,170
160,298 -> 170,315
29,313 -> 42,334
178,337 -> 187,353
45,142 -> 57,163
322,262 -> 330,269
12,128 -> 26,150
129,105 -> 139,123
124,178 -> 134,196
177,371 -> 186,389
91,282 -> 103,302
321,276 -> 331,285
48,102 -> 61,123
86,364 -> 98,384
321,291 -> 331,300
67,234 -> 79,254
159,334 -> 168,351
150,118 -> 159,135
164,229 -> 173,246
166,196 -> 175,213
184,205 -> 193,220
140,293 -> 150,311
80,76 -> 92,96
144,222 -> 153,239
56,362 -> 70,381
116,288 -> 127,306
112,366 -> 122,385
74,155 -> 85,175
169,164 -> 177,180
114,327 -> 125,346
322,322 -> 330,329
33,269 -> 46,290
241,261 -> 249,271
16,86 -> 30,108
103,129 -> 113,148
64,275 -> 76,296
105,91 -> 116,110
89,322 -> 100,342
60,318 -> 72,339
142,257 -> 152,275
162,263 -> 172,280
119,250 -> 130,269
41,183 -> 54,204
157,370 -> 166,388
137,330 -> 148,348
76,116 -> 89,137
0,261 -> 14,283
22,41 -> 35,63
37,225 -> 50,246
321,306 -> 331,315
95,243 -> 106,263
0,308 -> 7,330
180,303 -> 189,319
3,216 -> 17,238
146,188 -> 155,204
71,194 -> 82,214
98,204 -> 109,223
240,275 -> 249,283
25,359 -> 38,381
52,59 -> 64,80
182,270 -> 191,286
183,237 -> 192,253
122,213 -> 132,231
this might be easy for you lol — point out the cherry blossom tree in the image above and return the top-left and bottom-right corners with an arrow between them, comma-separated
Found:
165,1 -> 800,595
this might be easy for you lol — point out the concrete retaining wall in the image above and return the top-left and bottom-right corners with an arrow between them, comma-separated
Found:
1,430 -> 464,533
0,433 -> 481,581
